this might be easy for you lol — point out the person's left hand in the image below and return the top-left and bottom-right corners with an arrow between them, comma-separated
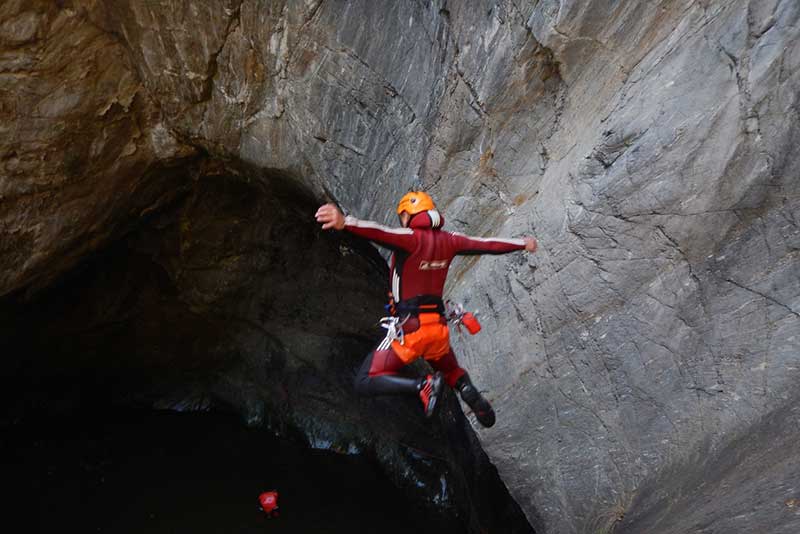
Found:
315,203 -> 345,230
524,237 -> 538,253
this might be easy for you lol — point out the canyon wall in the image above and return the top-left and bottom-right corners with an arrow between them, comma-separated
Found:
2,1 -> 798,532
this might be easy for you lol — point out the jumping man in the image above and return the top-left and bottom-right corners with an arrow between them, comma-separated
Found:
315,192 -> 537,427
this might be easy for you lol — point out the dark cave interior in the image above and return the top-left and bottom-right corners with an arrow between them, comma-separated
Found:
0,164 -> 535,533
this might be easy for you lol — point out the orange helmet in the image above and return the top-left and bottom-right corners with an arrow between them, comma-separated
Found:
396,191 -> 436,216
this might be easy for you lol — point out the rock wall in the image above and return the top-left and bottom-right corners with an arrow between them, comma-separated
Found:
2,1 -> 799,533
435,2 -> 800,532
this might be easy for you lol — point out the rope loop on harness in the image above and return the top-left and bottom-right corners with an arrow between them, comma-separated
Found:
444,300 -> 466,325
377,315 -> 409,350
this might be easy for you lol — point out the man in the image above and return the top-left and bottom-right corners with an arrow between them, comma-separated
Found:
315,191 -> 537,427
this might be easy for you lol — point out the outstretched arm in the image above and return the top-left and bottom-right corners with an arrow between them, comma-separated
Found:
451,232 -> 537,255
315,203 -> 415,251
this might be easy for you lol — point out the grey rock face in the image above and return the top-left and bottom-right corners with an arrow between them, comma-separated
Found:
438,1 -> 800,532
2,1 -> 799,533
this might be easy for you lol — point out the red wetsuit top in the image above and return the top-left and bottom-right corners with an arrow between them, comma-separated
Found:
343,210 -> 525,303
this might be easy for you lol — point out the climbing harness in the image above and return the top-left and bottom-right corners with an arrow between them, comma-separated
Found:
395,294 -> 446,315
377,315 -> 409,351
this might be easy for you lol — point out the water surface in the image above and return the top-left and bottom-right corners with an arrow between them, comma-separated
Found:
3,409 -> 445,533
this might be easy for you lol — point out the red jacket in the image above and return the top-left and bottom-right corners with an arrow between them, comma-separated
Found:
344,210 -> 525,301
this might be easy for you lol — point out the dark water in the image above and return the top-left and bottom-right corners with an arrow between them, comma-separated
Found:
2,409 -> 446,533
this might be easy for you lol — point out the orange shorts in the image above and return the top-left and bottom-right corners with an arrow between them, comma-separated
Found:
391,313 -> 451,364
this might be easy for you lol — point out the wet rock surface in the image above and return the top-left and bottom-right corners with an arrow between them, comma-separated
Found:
2,1 -> 799,533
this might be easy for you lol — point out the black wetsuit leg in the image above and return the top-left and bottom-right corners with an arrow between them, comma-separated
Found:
354,348 -> 421,396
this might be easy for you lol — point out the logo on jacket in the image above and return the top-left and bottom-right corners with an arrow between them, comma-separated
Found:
419,259 -> 448,270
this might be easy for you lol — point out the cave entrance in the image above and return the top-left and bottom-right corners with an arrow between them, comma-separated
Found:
0,163 -> 535,533
0,165 -> 386,415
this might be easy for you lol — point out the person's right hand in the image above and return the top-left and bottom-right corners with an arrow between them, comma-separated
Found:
315,203 -> 346,230
524,237 -> 538,253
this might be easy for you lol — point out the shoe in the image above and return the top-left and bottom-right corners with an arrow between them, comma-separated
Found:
418,372 -> 444,418
458,379 -> 496,428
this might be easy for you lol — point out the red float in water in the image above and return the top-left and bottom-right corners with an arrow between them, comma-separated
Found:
258,491 -> 279,518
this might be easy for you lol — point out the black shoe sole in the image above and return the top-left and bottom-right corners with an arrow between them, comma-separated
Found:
465,392 -> 495,427
472,399 -> 496,428
460,383 -> 496,428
